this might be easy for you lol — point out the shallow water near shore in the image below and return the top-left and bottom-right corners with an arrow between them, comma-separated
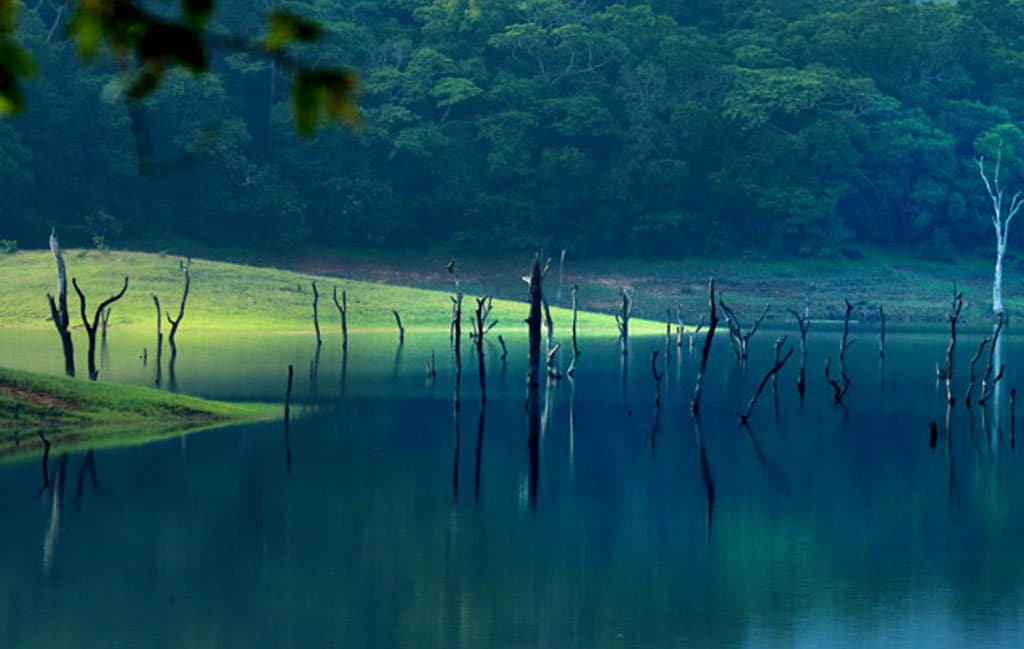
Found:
1,325 -> 1024,648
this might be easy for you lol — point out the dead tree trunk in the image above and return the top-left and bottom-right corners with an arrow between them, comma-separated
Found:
689,314 -> 705,351
392,310 -> 405,345
676,306 -> 685,348
615,288 -> 633,356
977,149 -> 1023,315
825,299 -> 854,404
690,279 -> 719,414
332,286 -> 348,350
787,308 -> 810,398
567,284 -> 579,376
473,296 -> 496,402
166,260 -> 191,369
978,313 -> 1006,406
451,293 -> 463,362
542,295 -> 555,353
526,257 -> 543,387
942,293 -> 964,405
72,276 -> 129,380
311,281 -> 322,347
772,335 -> 788,391
546,344 -> 562,380
965,336 -> 991,407
719,298 -> 769,362
740,344 -> 793,425
152,293 -> 163,386
46,231 -> 75,377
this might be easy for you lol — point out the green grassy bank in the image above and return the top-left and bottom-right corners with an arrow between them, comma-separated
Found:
0,367 -> 277,460
0,250 -> 665,335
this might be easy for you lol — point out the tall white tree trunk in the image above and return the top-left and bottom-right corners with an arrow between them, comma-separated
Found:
977,150 -> 1023,316
994,234 -> 1006,315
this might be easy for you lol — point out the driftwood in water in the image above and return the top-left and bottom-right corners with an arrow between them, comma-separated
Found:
151,294 -> 163,386
824,299 -> 854,404
526,257 -> 544,387
331,286 -> 348,350
941,293 -> 964,405
787,308 -> 810,397
166,259 -> 191,369
311,281 -> 322,346
977,313 -> 1006,406
615,288 -> 633,356
392,310 -> 405,345
879,305 -> 886,359
46,231 -> 75,377
740,341 -> 793,424
691,279 -> 719,414
72,276 -> 129,380
718,297 -> 769,362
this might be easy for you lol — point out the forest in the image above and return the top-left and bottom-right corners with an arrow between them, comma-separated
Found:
3,0 -> 1024,259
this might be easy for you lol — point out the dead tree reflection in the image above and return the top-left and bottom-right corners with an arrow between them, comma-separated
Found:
693,417 -> 715,543
43,453 -> 68,577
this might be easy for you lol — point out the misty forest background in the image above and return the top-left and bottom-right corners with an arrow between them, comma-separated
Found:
4,0 -> 1024,261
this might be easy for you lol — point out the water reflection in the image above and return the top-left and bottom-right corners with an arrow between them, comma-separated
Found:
2,328 -> 1024,647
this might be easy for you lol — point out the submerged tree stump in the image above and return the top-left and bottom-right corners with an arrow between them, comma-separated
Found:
46,230 -> 75,377
72,276 -> 129,380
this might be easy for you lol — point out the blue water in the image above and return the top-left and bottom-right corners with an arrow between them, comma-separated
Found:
1,327 -> 1023,648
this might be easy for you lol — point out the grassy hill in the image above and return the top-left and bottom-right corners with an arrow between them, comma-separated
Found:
0,250 -> 667,336
0,366 -> 277,461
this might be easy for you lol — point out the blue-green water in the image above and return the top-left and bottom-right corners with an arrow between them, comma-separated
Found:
2,327 -> 1024,648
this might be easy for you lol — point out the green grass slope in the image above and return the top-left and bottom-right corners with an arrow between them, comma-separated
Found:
0,366 -> 277,460
0,250 -> 665,335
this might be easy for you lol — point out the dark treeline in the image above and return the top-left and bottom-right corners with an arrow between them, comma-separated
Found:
5,0 -> 1024,258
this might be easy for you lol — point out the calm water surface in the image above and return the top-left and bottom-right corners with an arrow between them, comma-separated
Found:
2,325 -> 1024,648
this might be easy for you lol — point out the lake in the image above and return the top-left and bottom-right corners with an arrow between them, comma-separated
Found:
2,325 -> 1024,648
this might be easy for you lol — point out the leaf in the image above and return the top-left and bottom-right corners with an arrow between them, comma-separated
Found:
68,6 -> 104,60
291,69 -> 362,136
182,0 -> 214,29
267,10 -> 322,52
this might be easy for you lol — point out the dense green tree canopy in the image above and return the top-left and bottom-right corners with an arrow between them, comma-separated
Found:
2,0 -> 1024,258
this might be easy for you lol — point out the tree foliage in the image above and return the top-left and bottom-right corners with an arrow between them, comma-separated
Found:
3,0 -> 1024,258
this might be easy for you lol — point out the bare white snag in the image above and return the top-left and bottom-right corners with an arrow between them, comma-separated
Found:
977,148 -> 1024,315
